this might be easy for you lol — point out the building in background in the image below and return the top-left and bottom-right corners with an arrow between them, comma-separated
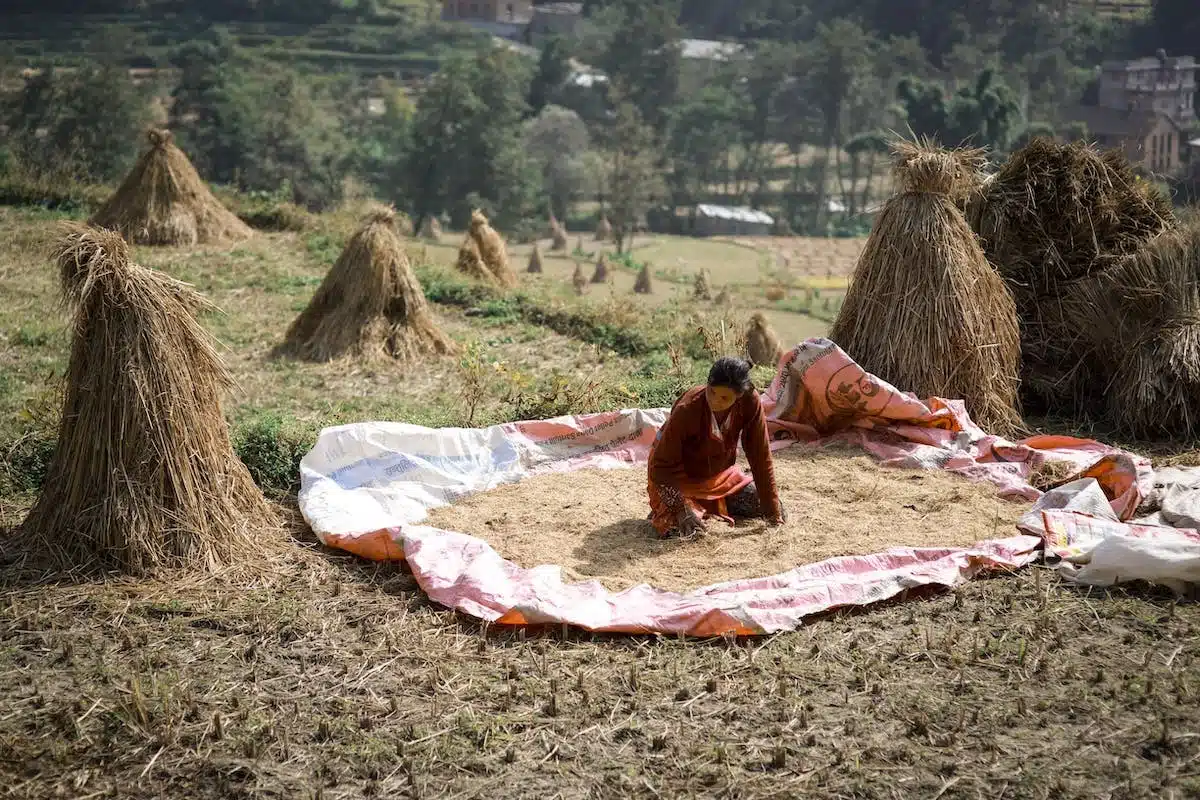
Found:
527,3 -> 583,45
1068,0 -> 1152,20
693,204 -> 774,238
1067,52 -> 1197,174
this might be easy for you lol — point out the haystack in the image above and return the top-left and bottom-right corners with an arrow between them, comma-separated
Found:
967,138 -> 1175,415
693,269 -> 713,301
527,242 -> 544,274
591,254 -> 610,283
468,209 -> 517,288
21,225 -> 273,574
90,129 -> 252,246
456,235 -> 494,283
714,287 -> 732,307
572,262 -> 587,294
419,215 -> 443,243
829,140 -> 1022,436
550,216 -> 568,251
277,208 -> 455,363
746,312 -> 782,367
633,263 -> 653,294
595,214 -> 612,242
1061,224 -> 1200,438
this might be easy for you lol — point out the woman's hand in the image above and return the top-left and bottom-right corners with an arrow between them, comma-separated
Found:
677,508 -> 706,539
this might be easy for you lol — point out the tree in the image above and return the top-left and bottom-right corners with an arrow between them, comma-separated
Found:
597,0 -> 684,134
897,69 -> 1020,152
524,105 -> 592,220
667,85 -> 745,208
603,94 -> 665,253
528,36 -> 572,115
403,47 -> 540,230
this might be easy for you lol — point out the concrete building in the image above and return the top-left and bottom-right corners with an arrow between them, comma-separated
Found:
527,2 -> 583,44
693,204 -> 773,238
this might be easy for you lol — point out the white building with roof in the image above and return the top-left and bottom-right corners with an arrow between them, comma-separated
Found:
694,204 -> 774,237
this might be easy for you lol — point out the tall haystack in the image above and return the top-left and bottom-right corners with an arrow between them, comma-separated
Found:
550,216 -> 569,251
633,263 -> 653,294
419,214 -> 443,243
468,209 -> 517,288
527,242 -> 545,274
714,287 -> 732,307
90,129 -> 252,246
595,214 -> 612,242
457,235 -> 494,283
572,261 -> 587,294
967,139 -> 1175,415
1061,224 -> 1200,438
693,269 -> 713,301
21,225 -> 273,574
746,312 -> 783,367
591,253 -> 610,283
277,208 -> 455,363
830,140 -> 1022,436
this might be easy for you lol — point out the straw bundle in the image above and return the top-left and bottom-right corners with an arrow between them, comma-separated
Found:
967,139 -> 1175,415
714,287 -> 732,307
456,235 -> 493,283
527,242 -> 544,274
277,209 -> 455,363
693,269 -> 713,301
572,262 -> 587,294
830,140 -> 1022,435
633,263 -> 653,294
90,129 -> 252,246
591,254 -> 610,283
21,225 -> 273,574
595,214 -> 612,242
419,215 -> 443,243
1061,225 -> 1200,438
746,312 -> 782,367
550,216 -> 568,251
468,210 -> 517,288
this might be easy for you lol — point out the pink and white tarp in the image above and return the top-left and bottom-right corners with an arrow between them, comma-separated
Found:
298,338 -> 1200,635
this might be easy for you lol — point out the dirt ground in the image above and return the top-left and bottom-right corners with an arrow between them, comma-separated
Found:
429,445 -> 1027,593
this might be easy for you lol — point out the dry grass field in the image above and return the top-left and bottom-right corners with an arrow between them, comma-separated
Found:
1,207 -> 1198,799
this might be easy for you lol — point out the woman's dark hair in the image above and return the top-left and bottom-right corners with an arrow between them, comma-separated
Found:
707,356 -> 754,393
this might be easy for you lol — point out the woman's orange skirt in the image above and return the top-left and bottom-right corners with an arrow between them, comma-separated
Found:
647,466 -> 753,536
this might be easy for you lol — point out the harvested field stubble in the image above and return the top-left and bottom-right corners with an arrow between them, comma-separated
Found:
1,506 -> 1197,799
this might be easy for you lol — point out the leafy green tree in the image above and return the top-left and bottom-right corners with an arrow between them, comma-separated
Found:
528,36 -> 572,115
667,85 -> 745,208
597,0 -> 684,134
897,69 -> 1020,152
404,47 -> 540,230
524,105 -> 592,220
602,93 -> 665,253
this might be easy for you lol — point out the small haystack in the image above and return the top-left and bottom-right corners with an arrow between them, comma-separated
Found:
418,215 -> 443,243
714,287 -> 732,307
967,138 -> 1175,416
468,209 -> 517,288
456,235 -> 494,283
527,242 -> 545,274
572,261 -> 587,294
277,208 -> 455,363
595,214 -> 612,242
90,129 -> 252,246
693,269 -> 713,301
633,263 -> 653,294
591,254 -> 610,283
550,216 -> 569,251
830,140 -> 1022,435
1062,224 -> 1200,438
21,225 -> 273,574
746,312 -> 782,367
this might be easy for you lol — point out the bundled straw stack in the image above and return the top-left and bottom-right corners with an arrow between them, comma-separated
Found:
595,214 -> 612,242
527,242 -> 544,274
278,208 -> 455,363
456,236 -> 491,282
468,210 -> 517,288
1060,224 -> 1200,438
746,312 -> 782,367
550,216 -> 568,251
572,262 -> 587,294
830,140 -> 1022,435
968,138 -> 1175,417
22,225 -> 274,574
591,254 -> 610,283
419,215 -> 443,243
90,129 -> 252,246
693,269 -> 713,301
633,263 -> 652,294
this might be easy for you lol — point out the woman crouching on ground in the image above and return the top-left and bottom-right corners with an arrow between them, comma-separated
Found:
647,356 -> 786,539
